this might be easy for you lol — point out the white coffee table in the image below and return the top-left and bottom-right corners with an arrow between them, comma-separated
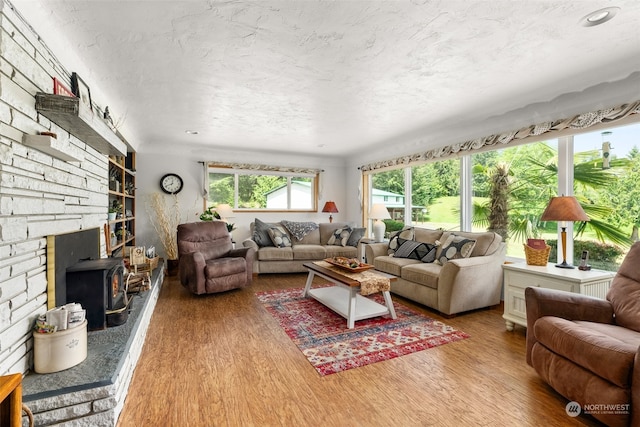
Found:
302,262 -> 397,329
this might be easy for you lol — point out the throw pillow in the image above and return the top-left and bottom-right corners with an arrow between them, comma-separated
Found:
327,226 -> 352,246
436,234 -> 477,265
388,227 -> 415,254
346,227 -> 366,247
281,220 -> 319,241
393,237 -> 438,263
267,226 -> 292,248
253,218 -> 274,247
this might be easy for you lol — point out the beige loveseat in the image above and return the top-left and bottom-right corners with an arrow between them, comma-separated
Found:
242,220 -> 361,274
364,227 -> 506,316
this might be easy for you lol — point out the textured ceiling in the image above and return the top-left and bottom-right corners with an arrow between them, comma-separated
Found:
11,1 -> 640,158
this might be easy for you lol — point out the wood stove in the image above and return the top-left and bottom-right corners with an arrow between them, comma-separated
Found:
47,228 -> 131,331
66,258 -> 127,330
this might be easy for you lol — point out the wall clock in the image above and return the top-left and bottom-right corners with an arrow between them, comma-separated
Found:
160,173 -> 183,194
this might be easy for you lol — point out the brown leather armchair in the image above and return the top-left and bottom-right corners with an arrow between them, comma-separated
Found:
525,241 -> 640,427
177,221 -> 255,295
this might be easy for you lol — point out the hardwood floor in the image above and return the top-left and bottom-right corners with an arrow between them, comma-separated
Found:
117,273 -> 602,427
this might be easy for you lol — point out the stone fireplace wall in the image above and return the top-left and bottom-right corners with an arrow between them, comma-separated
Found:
0,1 -> 110,376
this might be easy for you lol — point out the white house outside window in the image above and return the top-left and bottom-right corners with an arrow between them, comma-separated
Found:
207,167 -> 318,211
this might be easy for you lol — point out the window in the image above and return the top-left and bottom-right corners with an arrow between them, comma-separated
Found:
208,172 -> 234,206
471,123 -> 639,270
370,169 -> 406,224
411,159 -> 460,231
571,124 -> 640,270
471,140 -> 558,259
363,121 -> 640,271
365,159 -> 462,236
207,167 -> 318,211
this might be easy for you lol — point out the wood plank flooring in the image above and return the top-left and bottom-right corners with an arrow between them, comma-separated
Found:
117,273 -> 602,427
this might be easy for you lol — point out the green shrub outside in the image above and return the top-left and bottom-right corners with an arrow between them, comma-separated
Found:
383,219 -> 405,235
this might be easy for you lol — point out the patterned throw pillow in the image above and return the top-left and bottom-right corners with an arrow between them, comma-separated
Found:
327,226 -> 352,246
393,237 -> 438,263
267,226 -> 292,248
388,227 -> 415,254
346,227 -> 366,247
253,218 -> 274,247
436,234 -> 476,265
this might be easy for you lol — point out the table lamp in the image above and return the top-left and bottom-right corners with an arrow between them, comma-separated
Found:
215,203 -> 236,237
215,203 -> 234,220
540,196 -> 589,269
322,201 -> 338,223
369,203 -> 391,242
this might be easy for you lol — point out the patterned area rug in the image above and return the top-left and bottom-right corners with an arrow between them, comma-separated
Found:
256,286 -> 470,376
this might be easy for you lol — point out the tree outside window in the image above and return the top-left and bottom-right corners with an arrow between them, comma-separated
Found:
207,169 -> 317,211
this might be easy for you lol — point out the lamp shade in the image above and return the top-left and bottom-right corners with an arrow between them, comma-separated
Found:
369,203 -> 391,220
216,203 -> 234,219
322,201 -> 339,213
540,196 -> 589,222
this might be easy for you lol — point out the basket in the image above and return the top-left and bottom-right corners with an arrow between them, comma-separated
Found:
524,244 -> 551,266
146,256 -> 159,271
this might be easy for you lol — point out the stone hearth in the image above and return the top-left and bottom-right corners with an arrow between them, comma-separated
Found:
22,265 -> 165,426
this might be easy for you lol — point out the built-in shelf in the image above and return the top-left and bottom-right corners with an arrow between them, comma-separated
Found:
35,93 -> 126,156
108,154 -> 136,256
22,134 -> 80,162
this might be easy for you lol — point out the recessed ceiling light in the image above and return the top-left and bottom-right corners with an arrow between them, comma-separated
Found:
185,130 -> 199,135
579,7 -> 619,27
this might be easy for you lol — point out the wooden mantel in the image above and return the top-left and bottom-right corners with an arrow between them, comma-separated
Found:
35,93 -> 127,156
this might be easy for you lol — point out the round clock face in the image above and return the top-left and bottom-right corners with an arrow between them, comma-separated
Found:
160,173 -> 183,194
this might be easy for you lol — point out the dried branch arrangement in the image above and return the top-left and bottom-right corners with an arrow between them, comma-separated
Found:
145,192 -> 181,260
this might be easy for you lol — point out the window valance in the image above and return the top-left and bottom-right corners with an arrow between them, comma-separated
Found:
207,162 -> 322,175
360,100 -> 640,172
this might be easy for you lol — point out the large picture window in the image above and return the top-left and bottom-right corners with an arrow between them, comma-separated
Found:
363,121 -> 640,271
207,167 -> 318,211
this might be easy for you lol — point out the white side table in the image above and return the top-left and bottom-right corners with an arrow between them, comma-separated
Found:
357,238 -> 386,263
502,262 -> 615,331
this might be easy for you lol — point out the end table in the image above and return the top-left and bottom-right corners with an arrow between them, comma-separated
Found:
502,262 -> 615,331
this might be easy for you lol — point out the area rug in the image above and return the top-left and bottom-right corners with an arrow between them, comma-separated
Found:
256,286 -> 470,376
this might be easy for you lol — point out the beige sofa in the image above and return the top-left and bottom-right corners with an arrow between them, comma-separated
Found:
364,227 -> 506,316
242,221 -> 360,274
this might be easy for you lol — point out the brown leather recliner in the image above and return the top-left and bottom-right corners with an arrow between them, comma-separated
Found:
177,221 -> 255,295
525,241 -> 640,427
